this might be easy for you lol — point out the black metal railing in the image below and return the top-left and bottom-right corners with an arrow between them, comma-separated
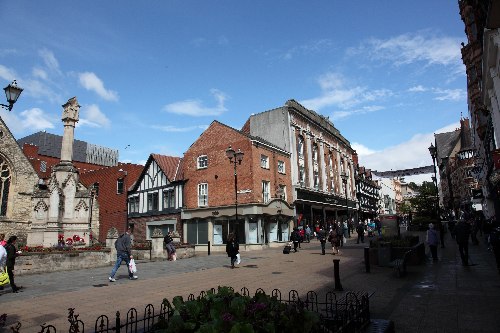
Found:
4,287 -> 370,333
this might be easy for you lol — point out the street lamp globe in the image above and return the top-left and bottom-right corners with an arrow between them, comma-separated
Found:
1,80 -> 23,111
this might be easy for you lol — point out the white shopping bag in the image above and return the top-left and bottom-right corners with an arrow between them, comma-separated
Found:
236,253 -> 241,265
129,258 -> 137,273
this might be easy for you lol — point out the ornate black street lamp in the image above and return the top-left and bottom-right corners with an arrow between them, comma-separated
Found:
428,143 -> 441,221
226,146 -> 244,233
340,171 -> 349,221
1,80 -> 23,111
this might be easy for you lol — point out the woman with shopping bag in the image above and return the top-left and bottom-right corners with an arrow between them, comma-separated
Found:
225,232 -> 239,269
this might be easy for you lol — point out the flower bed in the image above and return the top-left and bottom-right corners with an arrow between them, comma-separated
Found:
153,286 -> 321,332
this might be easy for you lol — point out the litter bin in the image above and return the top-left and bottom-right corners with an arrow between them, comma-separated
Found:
378,241 -> 392,267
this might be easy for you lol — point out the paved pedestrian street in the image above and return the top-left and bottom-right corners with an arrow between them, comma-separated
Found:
1,232 -> 499,332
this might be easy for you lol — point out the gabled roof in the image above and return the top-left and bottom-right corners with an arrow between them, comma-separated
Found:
129,154 -> 183,193
435,130 -> 461,165
151,154 -> 183,181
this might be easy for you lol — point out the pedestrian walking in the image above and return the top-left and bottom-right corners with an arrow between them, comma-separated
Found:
438,221 -> 446,248
343,221 -> 349,239
328,228 -> 340,255
375,218 -> 382,237
305,225 -> 311,243
318,227 -> 327,255
0,233 -> 6,247
164,231 -> 176,261
225,232 -> 239,269
356,222 -> 365,244
109,227 -> 138,282
298,228 -> 305,248
337,221 -> 344,247
454,219 -> 471,266
290,228 -> 301,252
426,223 -> 439,261
5,235 -> 22,293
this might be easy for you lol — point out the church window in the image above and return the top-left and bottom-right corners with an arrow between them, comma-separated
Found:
0,157 -> 11,216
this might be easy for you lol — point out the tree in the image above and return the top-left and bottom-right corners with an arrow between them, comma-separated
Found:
408,181 -> 438,222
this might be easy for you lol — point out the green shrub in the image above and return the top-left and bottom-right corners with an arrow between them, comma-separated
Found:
154,286 -> 320,333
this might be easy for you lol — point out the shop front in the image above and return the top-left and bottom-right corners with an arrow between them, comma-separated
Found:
295,188 -> 357,230
182,200 -> 294,253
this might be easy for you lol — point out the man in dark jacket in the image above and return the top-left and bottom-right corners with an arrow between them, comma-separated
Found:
5,235 -> 22,293
109,227 -> 137,282
318,227 -> 327,255
454,219 -> 471,266
291,228 -> 301,252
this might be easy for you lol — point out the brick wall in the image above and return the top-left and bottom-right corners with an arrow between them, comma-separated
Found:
79,163 -> 143,242
183,121 -> 293,209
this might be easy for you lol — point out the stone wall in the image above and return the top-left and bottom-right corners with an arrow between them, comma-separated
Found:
14,239 -> 195,276
0,118 -> 39,242
15,250 -> 112,276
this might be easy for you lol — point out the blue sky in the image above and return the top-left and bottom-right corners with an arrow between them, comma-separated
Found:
0,1 -> 466,183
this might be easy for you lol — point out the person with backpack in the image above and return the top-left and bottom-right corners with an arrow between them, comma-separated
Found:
109,227 -> 138,282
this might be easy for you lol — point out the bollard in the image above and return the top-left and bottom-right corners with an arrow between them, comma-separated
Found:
364,247 -> 370,273
333,259 -> 343,291
208,241 -> 211,256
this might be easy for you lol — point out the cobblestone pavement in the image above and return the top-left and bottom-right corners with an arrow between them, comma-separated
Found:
1,231 -> 499,332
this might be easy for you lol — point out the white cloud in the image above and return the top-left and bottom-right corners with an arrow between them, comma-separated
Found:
163,89 -> 228,116
408,85 -> 427,92
78,72 -> 118,101
1,107 -> 55,133
78,104 -> 111,128
352,142 -> 377,156
0,65 -> 18,81
354,32 -> 462,68
153,124 -> 208,132
357,122 -> 460,184
433,88 -> 465,101
332,105 -> 384,121
38,48 -> 62,76
301,72 -> 390,119
32,67 -> 48,80
281,39 -> 334,60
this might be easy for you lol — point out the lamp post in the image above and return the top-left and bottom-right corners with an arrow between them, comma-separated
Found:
226,146 -> 244,234
0,80 -> 23,111
428,143 -> 441,221
340,171 -> 349,222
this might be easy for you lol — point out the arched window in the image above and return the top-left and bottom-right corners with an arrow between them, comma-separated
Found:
0,157 -> 11,216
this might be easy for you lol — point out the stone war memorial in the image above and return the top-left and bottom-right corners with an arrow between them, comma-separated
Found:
28,97 -> 97,247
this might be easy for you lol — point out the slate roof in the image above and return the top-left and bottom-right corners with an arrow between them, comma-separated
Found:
435,130 -> 460,165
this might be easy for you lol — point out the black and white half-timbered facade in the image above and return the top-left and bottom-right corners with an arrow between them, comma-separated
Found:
127,154 -> 184,241
355,166 -> 380,220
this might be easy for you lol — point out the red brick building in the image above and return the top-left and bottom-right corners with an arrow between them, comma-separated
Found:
182,121 -> 293,252
79,163 -> 143,242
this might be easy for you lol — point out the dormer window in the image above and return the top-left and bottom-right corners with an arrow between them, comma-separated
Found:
117,178 -> 124,194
